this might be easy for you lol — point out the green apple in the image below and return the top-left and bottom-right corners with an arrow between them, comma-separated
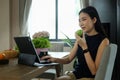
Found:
76,29 -> 83,37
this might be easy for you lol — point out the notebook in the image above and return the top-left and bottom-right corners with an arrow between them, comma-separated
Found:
14,36 -> 58,66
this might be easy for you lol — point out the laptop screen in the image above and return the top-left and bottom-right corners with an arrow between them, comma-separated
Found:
14,36 -> 36,54
14,36 -> 40,63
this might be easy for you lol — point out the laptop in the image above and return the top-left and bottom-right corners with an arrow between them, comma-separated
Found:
14,36 -> 58,66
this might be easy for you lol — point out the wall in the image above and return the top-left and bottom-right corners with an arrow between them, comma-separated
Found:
117,0 -> 120,47
0,0 -> 10,50
112,0 -> 120,80
10,0 -> 19,48
89,0 -> 117,43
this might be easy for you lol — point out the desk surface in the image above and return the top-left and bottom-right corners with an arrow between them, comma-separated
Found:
49,52 -> 69,58
0,52 -> 69,80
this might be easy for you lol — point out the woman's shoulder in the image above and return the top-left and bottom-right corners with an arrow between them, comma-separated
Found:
101,37 -> 109,45
98,33 -> 109,42
98,33 -> 110,47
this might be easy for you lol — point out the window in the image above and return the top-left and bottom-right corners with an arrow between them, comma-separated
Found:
28,0 -> 81,40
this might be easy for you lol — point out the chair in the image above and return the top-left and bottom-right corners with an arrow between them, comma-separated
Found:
95,43 -> 118,80
35,42 -> 64,80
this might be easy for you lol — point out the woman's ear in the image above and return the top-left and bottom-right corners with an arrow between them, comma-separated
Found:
93,17 -> 97,23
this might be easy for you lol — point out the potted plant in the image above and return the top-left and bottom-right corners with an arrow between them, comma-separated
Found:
32,31 -> 51,57
32,37 -> 50,48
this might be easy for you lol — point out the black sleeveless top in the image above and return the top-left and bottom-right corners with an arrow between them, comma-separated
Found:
73,33 -> 106,79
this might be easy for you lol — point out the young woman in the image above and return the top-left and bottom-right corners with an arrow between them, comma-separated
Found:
41,6 -> 109,80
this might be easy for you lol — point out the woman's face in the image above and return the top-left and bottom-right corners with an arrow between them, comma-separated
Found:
79,12 -> 96,34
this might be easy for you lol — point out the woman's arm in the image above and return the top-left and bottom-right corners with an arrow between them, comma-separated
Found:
41,41 -> 78,64
84,38 -> 109,75
95,38 -> 109,70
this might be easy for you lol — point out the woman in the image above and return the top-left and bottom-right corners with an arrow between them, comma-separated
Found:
41,6 -> 109,80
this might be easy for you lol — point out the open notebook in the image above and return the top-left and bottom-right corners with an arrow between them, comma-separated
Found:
14,36 -> 58,66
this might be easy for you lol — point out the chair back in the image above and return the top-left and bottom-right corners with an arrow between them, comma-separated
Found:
95,43 -> 117,80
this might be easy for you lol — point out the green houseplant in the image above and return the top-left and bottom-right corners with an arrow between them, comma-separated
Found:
32,31 -> 51,56
32,31 -> 50,48
32,37 -> 50,48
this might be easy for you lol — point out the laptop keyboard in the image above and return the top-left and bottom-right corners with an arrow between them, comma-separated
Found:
40,61 -> 52,64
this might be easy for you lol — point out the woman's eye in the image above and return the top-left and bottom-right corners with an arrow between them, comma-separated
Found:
82,18 -> 86,21
79,18 -> 87,22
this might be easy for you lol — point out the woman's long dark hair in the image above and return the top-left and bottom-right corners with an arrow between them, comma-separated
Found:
79,6 -> 108,37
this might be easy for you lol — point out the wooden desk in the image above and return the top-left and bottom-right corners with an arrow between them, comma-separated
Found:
49,52 -> 69,76
0,52 -> 69,80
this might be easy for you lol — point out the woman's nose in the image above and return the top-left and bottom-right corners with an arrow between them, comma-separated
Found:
79,22 -> 83,27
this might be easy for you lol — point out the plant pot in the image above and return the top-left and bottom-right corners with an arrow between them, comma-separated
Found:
36,48 -> 48,58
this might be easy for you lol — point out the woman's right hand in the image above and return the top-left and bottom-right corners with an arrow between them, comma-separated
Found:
75,33 -> 87,50
41,55 -> 57,62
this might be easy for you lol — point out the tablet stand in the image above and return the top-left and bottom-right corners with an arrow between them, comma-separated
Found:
18,53 -> 36,66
